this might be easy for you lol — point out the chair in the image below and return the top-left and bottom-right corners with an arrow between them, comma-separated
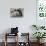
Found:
4,33 -> 18,46
18,33 -> 30,46
4,27 -> 19,46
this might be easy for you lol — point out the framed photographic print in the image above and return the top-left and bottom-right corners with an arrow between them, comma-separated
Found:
10,8 -> 24,17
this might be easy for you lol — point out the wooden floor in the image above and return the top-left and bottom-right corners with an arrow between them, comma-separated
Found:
0,42 -> 46,46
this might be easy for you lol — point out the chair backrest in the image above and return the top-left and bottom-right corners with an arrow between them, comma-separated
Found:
11,27 -> 18,34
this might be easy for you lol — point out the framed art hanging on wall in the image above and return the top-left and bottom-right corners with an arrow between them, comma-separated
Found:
10,8 -> 24,17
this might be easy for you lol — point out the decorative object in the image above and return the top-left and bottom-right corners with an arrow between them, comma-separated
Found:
10,8 -> 24,17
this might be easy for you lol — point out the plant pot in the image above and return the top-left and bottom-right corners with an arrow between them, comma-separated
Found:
40,38 -> 45,43
37,39 -> 45,44
37,39 -> 40,43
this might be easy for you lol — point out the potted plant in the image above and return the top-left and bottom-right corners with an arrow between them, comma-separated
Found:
33,32 -> 46,43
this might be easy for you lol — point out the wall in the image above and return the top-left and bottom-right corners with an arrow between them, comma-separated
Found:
0,0 -> 36,42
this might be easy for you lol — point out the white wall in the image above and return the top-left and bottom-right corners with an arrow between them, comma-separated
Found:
0,0 -> 36,42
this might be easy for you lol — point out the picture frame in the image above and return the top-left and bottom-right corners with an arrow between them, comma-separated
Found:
10,8 -> 24,17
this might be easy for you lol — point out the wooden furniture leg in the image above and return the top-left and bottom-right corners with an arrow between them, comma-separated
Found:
4,33 -> 7,46
16,33 -> 18,46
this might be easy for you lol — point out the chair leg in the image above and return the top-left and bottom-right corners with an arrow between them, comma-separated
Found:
17,34 -> 18,46
15,34 -> 18,46
4,33 -> 7,46
4,41 -> 7,46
